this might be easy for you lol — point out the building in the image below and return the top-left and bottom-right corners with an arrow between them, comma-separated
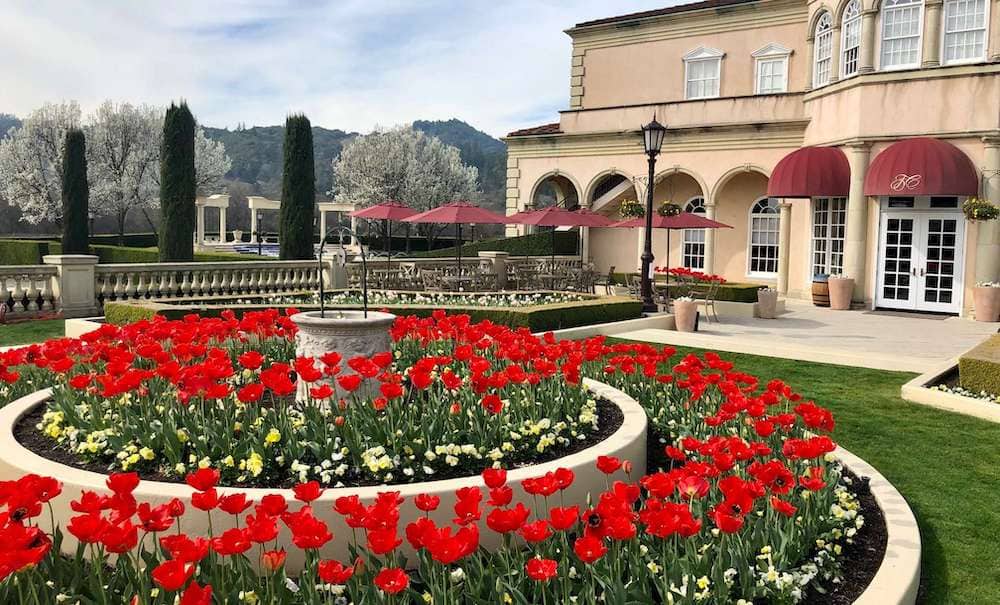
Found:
504,0 -> 1000,316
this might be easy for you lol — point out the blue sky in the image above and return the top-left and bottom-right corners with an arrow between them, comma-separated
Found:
0,0 -> 674,137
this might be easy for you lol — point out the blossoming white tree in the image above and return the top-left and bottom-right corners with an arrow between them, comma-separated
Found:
0,100 -> 231,238
0,102 -> 82,225
331,125 -> 479,248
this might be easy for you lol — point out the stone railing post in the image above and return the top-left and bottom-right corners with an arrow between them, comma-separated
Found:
478,251 -> 509,290
320,251 -> 348,289
43,255 -> 99,318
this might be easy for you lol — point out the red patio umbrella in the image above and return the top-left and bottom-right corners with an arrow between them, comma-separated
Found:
349,201 -> 417,275
612,212 -> 733,306
402,201 -> 510,276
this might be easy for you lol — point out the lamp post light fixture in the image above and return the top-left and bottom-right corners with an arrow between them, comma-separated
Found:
87,211 -> 95,241
255,210 -> 264,256
639,116 -> 667,313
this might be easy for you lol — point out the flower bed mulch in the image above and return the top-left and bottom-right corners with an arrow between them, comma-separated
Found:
14,396 -> 624,490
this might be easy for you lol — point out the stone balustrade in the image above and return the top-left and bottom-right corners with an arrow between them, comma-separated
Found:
94,260 -> 324,306
0,265 -> 59,318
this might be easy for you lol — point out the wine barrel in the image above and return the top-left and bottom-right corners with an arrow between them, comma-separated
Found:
812,275 -> 830,307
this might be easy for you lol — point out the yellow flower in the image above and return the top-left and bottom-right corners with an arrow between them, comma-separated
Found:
139,447 -> 155,461
176,429 -> 189,443
264,428 -> 281,445
246,452 -> 264,477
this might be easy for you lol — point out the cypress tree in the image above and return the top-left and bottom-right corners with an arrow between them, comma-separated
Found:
159,102 -> 196,261
60,129 -> 90,254
279,114 -> 316,260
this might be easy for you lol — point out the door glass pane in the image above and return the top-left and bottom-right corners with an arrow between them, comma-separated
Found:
921,218 -> 959,307
882,216 -> 915,301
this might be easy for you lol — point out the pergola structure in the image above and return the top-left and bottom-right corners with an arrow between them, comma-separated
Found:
246,196 -> 358,246
195,194 -> 230,247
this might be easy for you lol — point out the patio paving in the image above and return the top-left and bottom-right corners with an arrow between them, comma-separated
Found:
612,299 -> 999,373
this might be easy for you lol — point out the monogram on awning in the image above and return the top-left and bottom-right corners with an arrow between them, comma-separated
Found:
863,137 -> 979,197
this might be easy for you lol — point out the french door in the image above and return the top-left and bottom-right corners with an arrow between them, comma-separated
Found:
876,212 -> 964,313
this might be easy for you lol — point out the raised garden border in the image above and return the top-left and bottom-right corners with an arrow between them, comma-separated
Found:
901,358 -> 1000,424
102,291 -> 643,332
0,378 -> 647,573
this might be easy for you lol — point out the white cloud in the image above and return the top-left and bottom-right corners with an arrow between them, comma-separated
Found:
0,0 -> 674,137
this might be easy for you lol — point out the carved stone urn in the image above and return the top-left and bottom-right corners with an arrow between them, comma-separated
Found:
290,310 -> 396,401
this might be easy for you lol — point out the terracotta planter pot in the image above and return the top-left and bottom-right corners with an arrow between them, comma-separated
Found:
757,289 -> 779,319
673,299 -> 699,332
973,287 -> 1000,322
828,277 -> 855,310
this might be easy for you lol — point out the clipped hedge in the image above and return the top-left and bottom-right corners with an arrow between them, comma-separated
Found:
410,231 -> 579,259
0,239 -> 61,264
104,295 -> 642,332
959,335 -> 1000,397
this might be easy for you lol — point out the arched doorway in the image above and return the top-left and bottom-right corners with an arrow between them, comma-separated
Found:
711,168 -> 772,282
530,173 -> 581,210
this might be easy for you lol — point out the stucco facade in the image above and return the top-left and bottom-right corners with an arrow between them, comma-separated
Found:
505,0 -> 1000,316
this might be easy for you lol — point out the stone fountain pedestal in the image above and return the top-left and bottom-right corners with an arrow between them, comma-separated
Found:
290,310 -> 396,401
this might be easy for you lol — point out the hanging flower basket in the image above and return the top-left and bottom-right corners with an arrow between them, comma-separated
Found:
962,198 -> 999,221
619,199 -> 645,218
657,202 -> 682,217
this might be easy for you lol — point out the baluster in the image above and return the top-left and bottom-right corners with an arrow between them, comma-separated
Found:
124,273 -> 137,300
234,269 -> 246,294
166,272 -> 177,297
23,276 -> 38,312
180,271 -> 192,297
208,271 -> 220,296
199,271 -> 210,296
135,273 -> 147,299
153,271 -> 166,299
262,269 -> 274,293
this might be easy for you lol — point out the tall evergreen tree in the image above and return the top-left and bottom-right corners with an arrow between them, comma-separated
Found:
158,102 -> 196,261
279,114 -> 316,260
60,129 -> 89,254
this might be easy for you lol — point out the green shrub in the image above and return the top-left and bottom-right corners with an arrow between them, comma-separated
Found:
959,335 -> 1000,397
159,102 -> 197,262
102,295 -> 642,332
410,231 -> 578,258
61,129 -> 90,254
608,274 -> 761,303
0,240 -> 53,264
279,114 -> 316,260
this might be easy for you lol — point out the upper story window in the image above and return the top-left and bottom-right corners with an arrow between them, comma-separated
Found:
813,12 -> 834,87
842,0 -> 863,77
880,0 -> 923,69
943,0 -> 988,63
752,44 -> 792,94
683,47 -> 724,99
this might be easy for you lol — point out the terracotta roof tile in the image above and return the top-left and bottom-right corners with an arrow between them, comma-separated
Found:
506,122 -> 562,137
574,0 -> 758,28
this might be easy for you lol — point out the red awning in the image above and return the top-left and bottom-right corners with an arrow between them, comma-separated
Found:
767,146 -> 850,198
864,137 -> 979,196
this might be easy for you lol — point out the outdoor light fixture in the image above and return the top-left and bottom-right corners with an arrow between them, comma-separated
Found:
640,116 -> 667,313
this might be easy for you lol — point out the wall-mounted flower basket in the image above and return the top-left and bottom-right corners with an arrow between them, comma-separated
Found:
962,197 -> 999,221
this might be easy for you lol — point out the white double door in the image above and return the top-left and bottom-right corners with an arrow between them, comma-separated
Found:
876,212 -> 965,313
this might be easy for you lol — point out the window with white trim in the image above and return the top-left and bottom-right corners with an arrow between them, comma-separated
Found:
812,197 -> 847,276
880,0 -> 923,69
682,197 -> 707,269
683,47 -> 724,99
752,43 -> 792,94
943,0 -> 987,63
842,0 -> 862,77
813,12 -> 833,87
748,197 -> 780,276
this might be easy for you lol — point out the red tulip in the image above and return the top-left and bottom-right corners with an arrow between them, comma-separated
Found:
374,567 -> 409,594
151,559 -> 194,592
525,557 -> 558,582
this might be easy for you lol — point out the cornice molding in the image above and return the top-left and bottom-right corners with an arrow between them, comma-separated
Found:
804,62 -> 1000,100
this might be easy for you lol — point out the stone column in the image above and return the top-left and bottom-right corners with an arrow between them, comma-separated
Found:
859,9 -> 877,73
922,0 -> 944,67
777,202 -> 793,294
580,227 -> 591,264
319,210 -> 327,241
478,251 -> 510,289
219,207 -> 227,243
992,0 -> 1000,61
805,36 -> 816,91
42,255 -> 99,318
703,201 -> 717,275
830,26 -> 842,82
250,210 -> 259,243
976,137 -> 1000,283
350,216 -> 359,247
196,205 -> 206,246
844,143 -> 871,300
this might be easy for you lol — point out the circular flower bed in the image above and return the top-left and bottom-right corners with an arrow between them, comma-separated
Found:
0,311 -> 881,603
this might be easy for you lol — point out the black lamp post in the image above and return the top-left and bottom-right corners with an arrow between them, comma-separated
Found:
639,116 -> 667,313
255,210 -> 263,256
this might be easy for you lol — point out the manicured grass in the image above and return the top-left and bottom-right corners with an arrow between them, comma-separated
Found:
614,340 -> 1000,604
0,319 -> 65,346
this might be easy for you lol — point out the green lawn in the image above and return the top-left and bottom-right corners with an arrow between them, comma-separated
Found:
0,319 -> 65,346
614,340 -> 1000,605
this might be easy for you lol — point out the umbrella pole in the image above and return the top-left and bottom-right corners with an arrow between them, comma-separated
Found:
550,228 -> 556,290
665,230 -> 671,310
386,218 -> 391,286
456,223 -> 462,282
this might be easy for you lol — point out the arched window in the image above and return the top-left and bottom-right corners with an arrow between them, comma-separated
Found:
813,12 -> 834,87
748,197 -> 780,276
880,0 -> 923,69
943,0 -> 987,64
841,0 -> 862,77
682,197 -> 706,269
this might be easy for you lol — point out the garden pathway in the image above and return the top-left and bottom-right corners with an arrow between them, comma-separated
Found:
612,299 -> 998,373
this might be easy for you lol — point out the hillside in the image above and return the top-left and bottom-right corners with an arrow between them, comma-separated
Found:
0,114 -> 20,137
413,119 -> 506,210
